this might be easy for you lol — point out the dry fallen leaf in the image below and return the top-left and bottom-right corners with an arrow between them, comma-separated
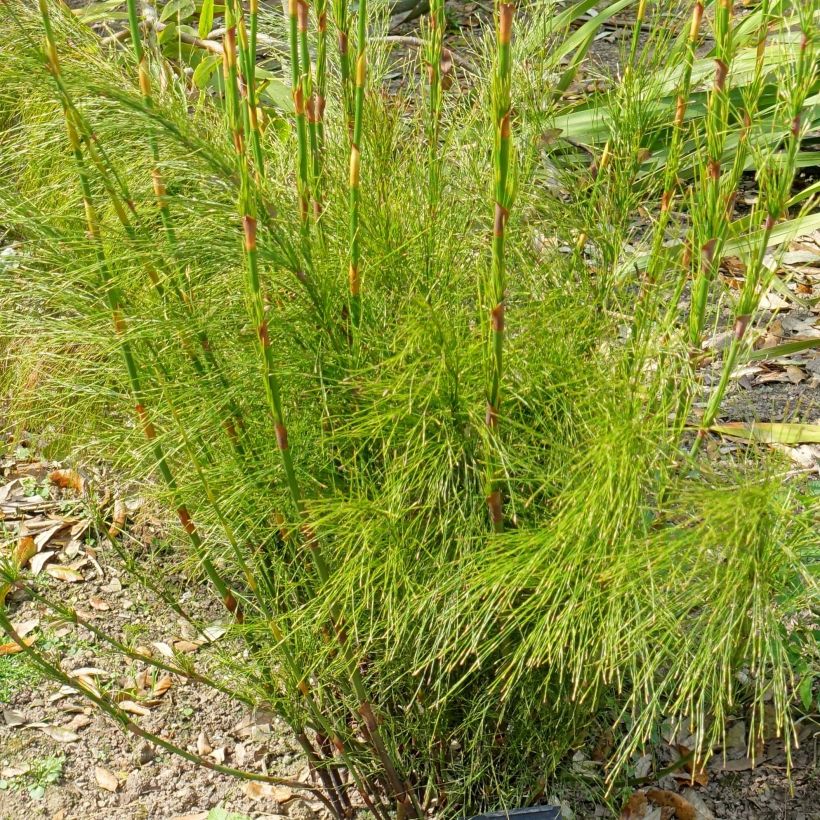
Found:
619,792 -> 649,820
89,595 -> 110,611
48,468 -> 85,493
119,700 -> 151,717
196,729 -> 212,756
645,788 -> 697,820
34,522 -> 66,550
0,635 -> 36,655
30,550 -> 56,576
3,708 -> 27,727
243,781 -> 296,802
45,564 -> 84,583
69,667 -> 111,679
39,725 -> 81,743
152,674 -> 173,698
14,535 -> 36,568
11,618 -> 39,638
94,765 -> 119,792
108,499 -> 127,538
151,641 -> 175,659
173,639 -> 201,654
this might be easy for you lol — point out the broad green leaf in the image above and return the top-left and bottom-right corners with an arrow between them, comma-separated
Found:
711,422 -> 820,444
158,22 -> 178,45
199,0 -> 215,38
260,78 -> 295,113
192,53 -> 222,89
160,0 -> 196,22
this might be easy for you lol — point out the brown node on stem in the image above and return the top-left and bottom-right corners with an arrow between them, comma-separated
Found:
498,4 -> 514,45
243,215 -> 258,251
349,144 -> 361,187
660,189 -> 673,213
791,115 -> 801,137
485,402 -> 499,430
257,320 -> 270,349
713,59 -> 728,92
674,94 -> 687,128
491,302 -> 505,333
500,111 -> 512,139
338,31 -> 348,55
316,94 -> 326,120
275,422 -> 289,451
733,313 -> 751,341
306,95 -> 317,123
112,308 -> 127,336
355,53 -> 366,87
691,1 -> 704,37
294,84 -> 306,116
764,213 -> 777,231
318,10 -> 327,31
225,27 -> 238,69
707,158 -> 720,181
701,237 -> 717,267
493,202 -> 508,237
135,404 -> 157,440
151,169 -> 167,205
297,0 -> 309,33
223,592 -> 244,623
487,490 -> 503,526
138,60 -> 152,98
177,506 -> 197,536
349,264 -> 361,296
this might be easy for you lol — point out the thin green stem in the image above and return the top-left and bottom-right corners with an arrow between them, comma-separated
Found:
484,1 -> 516,532
348,0 -> 367,325
38,0 -> 242,624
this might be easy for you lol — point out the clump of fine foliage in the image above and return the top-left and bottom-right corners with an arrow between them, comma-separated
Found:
0,0 -> 818,817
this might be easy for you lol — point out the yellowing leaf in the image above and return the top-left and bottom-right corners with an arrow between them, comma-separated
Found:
0,635 -> 36,655
45,565 -> 84,583
711,422 -> 820,444
14,535 -> 36,567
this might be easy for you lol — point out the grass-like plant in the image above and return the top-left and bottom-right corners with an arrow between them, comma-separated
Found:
0,0 -> 818,816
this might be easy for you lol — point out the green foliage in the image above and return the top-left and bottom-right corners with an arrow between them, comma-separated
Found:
0,654 -> 43,702
0,0 -> 817,816
0,754 -> 64,800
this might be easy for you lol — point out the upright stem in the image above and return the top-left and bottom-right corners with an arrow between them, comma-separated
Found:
426,0 -> 445,211
348,0 -> 367,325
235,0 -> 266,180
289,0 -> 311,225
314,0 -> 328,216
656,0 -> 705,223
125,0 -> 177,247
297,0 -> 320,217
485,1 -> 516,532
691,15 -> 814,455
688,0 -> 733,348
332,0 -> 352,135
38,0 -> 242,623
